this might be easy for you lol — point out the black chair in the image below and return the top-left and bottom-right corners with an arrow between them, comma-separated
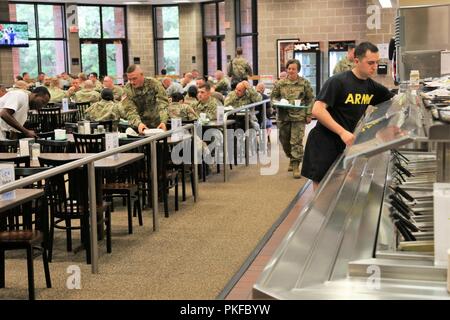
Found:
101,139 -> 145,234
0,181 -> 51,300
73,133 -> 105,153
0,155 -> 30,167
97,120 -> 117,132
38,107 -> 63,132
65,122 -> 78,134
25,113 -> 40,132
37,132 -> 55,140
35,139 -> 69,153
0,139 -> 19,153
75,102 -> 91,122
39,158 -> 111,261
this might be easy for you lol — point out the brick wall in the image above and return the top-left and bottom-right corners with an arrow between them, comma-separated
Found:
366,0 -> 397,87
0,0 -> 14,86
179,4 -> 204,76
127,5 -> 155,76
258,0 -> 367,83
256,0 -> 397,87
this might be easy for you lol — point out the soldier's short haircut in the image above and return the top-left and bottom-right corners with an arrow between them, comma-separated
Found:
230,79 -> 240,90
187,85 -> 197,98
286,59 -> 301,72
198,83 -> 211,91
354,42 -> 378,60
347,43 -> 356,50
101,88 -> 114,101
32,86 -> 50,98
236,47 -> 243,55
89,72 -> 98,78
171,92 -> 184,103
126,64 -> 141,74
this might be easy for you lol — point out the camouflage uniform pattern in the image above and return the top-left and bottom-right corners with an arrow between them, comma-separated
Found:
48,87 -> 66,103
333,56 -> 354,75
106,85 -> 124,102
65,87 -> 81,100
74,89 -> 101,104
227,56 -> 253,81
122,77 -> 169,128
190,97 -> 218,120
224,87 -> 261,108
167,101 -> 198,121
183,95 -> 197,104
92,80 -> 104,92
215,78 -> 230,95
84,100 -> 124,121
270,77 -> 314,163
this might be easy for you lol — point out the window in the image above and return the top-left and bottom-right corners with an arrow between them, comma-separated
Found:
78,5 -> 127,82
9,2 -> 67,78
202,1 -> 226,76
153,6 -> 180,75
235,0 -> 258,75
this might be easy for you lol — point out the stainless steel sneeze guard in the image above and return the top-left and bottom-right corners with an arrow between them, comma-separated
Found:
253,94 -> 450,299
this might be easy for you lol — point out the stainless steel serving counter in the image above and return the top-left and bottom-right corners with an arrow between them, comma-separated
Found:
254,90 -> 450,299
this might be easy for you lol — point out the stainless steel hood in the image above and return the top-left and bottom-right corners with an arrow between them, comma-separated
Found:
253,94 -> 450,300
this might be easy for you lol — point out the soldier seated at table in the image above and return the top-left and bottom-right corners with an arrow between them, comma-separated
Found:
167,92 -> 198,122
84,88 -> 124,122
74,80 -> 101,103
102,76 -> 124,102
190,83 -> 218,120
224,80 -> 262,130
65,78 -> 82,100
48,77 -> 66,103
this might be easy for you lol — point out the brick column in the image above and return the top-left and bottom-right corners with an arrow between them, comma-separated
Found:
0,1 -> 14,86
179,3 -> 203,76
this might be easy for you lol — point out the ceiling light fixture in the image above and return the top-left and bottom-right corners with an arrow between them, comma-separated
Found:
378,0 -> 392,8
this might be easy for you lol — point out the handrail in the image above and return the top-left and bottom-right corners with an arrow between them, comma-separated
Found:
0,124 -> 195,193
222,99 -> 270,182
0,123 -> 198,274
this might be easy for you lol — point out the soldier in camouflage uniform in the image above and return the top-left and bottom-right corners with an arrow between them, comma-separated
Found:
227,47 -> 253,82
89,72 -> 104,92
271,59 -> 314,179
65,79 -> 82,100
103,76 -> 124,102
333,44 -> 355,75
190,83 -> 218,120
74,80 -> 101,103
213,70 -> 230,96
84,88 -> 124,121
48,78 -> 65,103
224,81 -> 261,129
167,92 -> 198,121
121,64 -> 169,132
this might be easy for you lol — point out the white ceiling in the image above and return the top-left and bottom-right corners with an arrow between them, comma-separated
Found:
16,0 -> 209,5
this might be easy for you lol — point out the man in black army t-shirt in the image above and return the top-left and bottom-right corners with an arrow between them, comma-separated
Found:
301,42 -> 394,189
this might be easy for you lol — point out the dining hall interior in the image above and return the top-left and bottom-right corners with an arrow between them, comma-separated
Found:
3,0 -> 449,301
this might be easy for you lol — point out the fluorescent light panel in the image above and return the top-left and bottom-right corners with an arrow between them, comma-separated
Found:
379,0 -> 392,8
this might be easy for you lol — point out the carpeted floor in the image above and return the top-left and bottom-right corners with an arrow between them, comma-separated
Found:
0,139 -> 307,300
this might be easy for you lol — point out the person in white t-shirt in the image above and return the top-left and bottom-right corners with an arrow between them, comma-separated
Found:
0,86 -> 50,139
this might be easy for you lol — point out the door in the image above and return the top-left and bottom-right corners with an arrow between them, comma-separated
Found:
80,40 -> 127,83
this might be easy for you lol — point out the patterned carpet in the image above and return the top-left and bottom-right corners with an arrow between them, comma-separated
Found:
0,138 -> 307,300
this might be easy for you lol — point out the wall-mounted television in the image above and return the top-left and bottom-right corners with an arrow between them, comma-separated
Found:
0,21 -> 29,48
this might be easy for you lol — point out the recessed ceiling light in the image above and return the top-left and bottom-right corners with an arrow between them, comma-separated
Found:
378,0 -> 392,8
